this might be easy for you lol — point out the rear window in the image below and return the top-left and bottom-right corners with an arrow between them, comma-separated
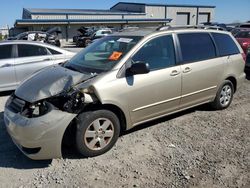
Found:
178,32 -> 216,63
235,31 -> 250,38
211,33 -> 240,56
0,45 -> 12,60
239,24 -> 250,28
18,44 -> 48,58
101,31 -> 111,35
48,48 -> 62,55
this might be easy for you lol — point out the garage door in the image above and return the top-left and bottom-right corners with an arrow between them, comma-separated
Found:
176,13 -> 190,25
198,13 -> 210,24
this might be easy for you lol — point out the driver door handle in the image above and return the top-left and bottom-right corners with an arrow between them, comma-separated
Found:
170,70 -> 180,76
42,58 -> 52,61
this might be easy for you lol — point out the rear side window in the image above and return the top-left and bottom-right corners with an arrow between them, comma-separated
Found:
48,48 -> 62,55
18,44 -> 48,58
101,31 -> 111,34
211,33 -> 240,56
0,45 -> 12,60
178,33 -> 216,63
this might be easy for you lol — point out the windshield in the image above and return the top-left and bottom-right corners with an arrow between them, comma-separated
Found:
65,36 -> 142,74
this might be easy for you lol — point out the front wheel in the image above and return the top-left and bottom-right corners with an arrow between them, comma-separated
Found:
211,80 -> 234,110
76,110 -> 120,157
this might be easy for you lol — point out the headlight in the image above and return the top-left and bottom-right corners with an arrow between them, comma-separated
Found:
63,89 -> 85,113
5,95 -> 13,107
22,101 -> 49,118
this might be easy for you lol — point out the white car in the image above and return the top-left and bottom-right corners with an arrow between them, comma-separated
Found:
0,40 -> 75,91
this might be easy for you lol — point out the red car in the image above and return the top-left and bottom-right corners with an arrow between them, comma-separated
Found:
235,30 -> 250,54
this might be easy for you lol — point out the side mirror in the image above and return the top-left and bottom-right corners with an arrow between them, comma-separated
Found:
127,61 -> 150,75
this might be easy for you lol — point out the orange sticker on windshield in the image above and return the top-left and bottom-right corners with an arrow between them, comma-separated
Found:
109,51 -> 123,61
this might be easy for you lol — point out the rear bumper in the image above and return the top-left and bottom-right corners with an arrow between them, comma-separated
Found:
237,72 -> 246,91
245,64 -> 250,72
4,102 -> 77,160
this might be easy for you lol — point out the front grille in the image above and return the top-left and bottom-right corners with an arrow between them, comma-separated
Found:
8,97 -> 26,113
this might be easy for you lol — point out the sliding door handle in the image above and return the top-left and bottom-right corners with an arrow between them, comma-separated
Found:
183,67 -> 192,73
0,63 -> 12,68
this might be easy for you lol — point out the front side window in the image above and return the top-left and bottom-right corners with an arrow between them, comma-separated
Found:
211,33 -> 240,56
18,44 -> 48,58
178,32 -> 216,63
65,36 -> 142,74
0,45 -> 12,60
132,35 -> 176,71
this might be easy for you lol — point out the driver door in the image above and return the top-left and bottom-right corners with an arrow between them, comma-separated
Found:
126,34 -> 182,125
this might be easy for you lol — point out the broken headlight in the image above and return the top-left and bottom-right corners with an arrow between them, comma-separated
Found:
22,101 -> 49,118
63,89 -> 85,113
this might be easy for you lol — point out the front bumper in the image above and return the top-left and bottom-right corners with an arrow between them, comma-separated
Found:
4,102 -> 77,160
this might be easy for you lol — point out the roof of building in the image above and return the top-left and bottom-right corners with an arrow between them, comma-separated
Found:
15,18 -> 172,25
24,8 -> 145,15
111,2 -> 216,9
113,29 -> 156,37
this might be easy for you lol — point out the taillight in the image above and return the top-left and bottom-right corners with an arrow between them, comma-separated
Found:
242,42 -> 249,47
241,52 -> 246,63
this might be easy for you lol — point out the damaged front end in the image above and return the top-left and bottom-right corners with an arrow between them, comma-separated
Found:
11,65 -> 99,116
8,86 -> 97,119
47,87 -> 97,114
4,65 -> 99,160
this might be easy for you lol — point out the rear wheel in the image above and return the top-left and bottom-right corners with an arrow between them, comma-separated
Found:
211,80 -> 234,110
76,110 -> 120,157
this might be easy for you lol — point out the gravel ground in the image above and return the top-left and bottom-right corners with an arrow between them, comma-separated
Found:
0,76 -> 249,188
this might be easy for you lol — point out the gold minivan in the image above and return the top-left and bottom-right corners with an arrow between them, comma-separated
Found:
4,28 -> 246,160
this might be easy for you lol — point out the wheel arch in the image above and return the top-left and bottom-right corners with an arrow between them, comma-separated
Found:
225,76 -> 237,93
61,103 -> 128,153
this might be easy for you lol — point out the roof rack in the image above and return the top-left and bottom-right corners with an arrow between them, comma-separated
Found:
156,25 -> 226,31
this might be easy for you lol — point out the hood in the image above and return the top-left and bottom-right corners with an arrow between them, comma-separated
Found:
15,66 -> 93,103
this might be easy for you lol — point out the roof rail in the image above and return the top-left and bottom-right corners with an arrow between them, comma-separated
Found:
156,25 -> 226,31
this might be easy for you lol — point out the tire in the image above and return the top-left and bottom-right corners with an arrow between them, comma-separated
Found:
211,80 -> 234,110
85,39 -> 92,47
76,110 -> 120,157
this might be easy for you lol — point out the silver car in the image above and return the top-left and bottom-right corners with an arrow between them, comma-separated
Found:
4,28 -> 246,160
0,41 -> 75,91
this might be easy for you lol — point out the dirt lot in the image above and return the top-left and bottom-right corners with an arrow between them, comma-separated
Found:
0,76 -> 250,188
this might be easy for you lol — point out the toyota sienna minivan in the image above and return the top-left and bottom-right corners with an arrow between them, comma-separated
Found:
4,27 -> 246,160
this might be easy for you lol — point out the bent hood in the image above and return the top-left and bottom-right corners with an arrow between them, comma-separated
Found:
15,65 -> 93,103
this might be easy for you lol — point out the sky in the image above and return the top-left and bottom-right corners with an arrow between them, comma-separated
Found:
0,0 -> 250,28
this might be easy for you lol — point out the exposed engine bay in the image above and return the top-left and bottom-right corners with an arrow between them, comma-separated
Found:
8,87 -> 97,119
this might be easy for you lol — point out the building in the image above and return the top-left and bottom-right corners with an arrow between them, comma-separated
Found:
0,25 -> 9,38
14,2 -> 215,42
